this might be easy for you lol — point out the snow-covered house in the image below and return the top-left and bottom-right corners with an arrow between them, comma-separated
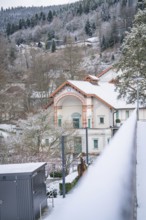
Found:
47,70 -> 146,156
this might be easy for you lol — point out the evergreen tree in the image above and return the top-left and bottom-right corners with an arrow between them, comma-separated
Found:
26,18 -> 31,27
47,10 -> 53,22
84,1 -> 90,14
39,11 -> 44,20
51,40 -> 56,53
116,9 -> 146,104
39,11 -> 46,21
85,20 -> 92,36
101,35 -> 107,51
35,13 -> 39,22
121,0 -> 127,6
77,3 -> 83,15
47,30 -> 55,41
42,13 -> 46,21
92,22 -> 96,32
30,17 -> 35,28
6,23 -> 11,36
11,24 -> 17,34
19,19 -> 22,29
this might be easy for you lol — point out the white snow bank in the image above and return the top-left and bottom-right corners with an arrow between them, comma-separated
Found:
45,110 -> 137,220
65,171 -> 78,183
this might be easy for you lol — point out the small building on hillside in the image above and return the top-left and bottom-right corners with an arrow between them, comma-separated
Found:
0,162 -> 47,220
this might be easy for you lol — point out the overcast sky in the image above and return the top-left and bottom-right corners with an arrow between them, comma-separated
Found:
0,0 -> 80,9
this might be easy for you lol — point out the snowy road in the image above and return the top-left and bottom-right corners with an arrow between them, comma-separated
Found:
137,121 -> 146,220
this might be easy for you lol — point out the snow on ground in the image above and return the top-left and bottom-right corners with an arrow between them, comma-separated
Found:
42,110 -> 137,220
0,124 -> 16,132
137,121 -> 146,219
0,124 -> 16,138
46,171 -> 78,194
43,172 -> 78,219
65,171 -> 78,183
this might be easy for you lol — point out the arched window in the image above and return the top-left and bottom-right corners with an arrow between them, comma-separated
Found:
71,113 -> 81,128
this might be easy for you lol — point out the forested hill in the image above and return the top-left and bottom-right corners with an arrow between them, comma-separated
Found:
0,0 -> 137,47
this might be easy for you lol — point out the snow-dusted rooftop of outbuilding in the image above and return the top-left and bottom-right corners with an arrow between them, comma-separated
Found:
0,162 -> 46,174
68,80 -> 137,109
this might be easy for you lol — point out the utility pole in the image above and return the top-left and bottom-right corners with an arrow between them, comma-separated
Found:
85,127 -> 89,165
61,135 -> 66,198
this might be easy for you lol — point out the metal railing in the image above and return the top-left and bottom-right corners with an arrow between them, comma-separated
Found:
51,110 -> 137,220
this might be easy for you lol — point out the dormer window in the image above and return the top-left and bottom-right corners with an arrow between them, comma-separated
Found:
84,75 -> 99,85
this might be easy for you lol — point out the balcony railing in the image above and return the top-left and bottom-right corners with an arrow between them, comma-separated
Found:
50,110 -> 137,220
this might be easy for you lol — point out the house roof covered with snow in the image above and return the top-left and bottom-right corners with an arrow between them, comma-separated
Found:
50,77 -> 137,109
68,80 -> 137,109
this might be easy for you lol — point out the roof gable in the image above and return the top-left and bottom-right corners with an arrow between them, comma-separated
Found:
50,81 -> 88,98
97,66 -> 113,78
49,80 -> 114,108
49,75 -> 136,110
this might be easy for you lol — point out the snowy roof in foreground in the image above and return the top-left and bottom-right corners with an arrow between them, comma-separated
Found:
67,80 -> 137,109
0,162 -> 46,175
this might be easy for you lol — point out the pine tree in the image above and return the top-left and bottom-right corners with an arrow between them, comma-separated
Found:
26,18 -> 31,27
6,23 -> 11,36
101,35 -> 107,51
35,13 -> 39,22
47,10 -> 53,22
77,3 -> 83,15
51,40 -> 56,53
116,9 -> 146,104
42,13 -> 46,21
85,20 -> 92,36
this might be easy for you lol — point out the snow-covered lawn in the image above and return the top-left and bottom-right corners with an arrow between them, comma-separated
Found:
0,124 -> 16,138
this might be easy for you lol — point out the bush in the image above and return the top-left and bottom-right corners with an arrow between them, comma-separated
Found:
50,171 -> 62,178
59,176 -> 79,195
115,118 -> 121,123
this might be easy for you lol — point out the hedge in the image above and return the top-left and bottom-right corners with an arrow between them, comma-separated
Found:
59,177 -> 79,195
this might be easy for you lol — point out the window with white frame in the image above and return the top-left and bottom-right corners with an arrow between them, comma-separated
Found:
98,116 -> 105,124
93,139 -> 98,149
116,110 -> 119,119
72,113 -> 81,128
88,118 -> 91,128
74,137 -> 82,153
58,118 -> 62,127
